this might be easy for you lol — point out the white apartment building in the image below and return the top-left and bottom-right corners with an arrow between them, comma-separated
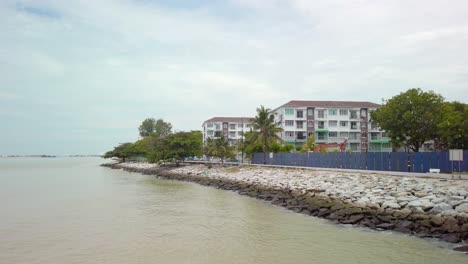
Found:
202,117 -> 254,145
272,100 -> 392,152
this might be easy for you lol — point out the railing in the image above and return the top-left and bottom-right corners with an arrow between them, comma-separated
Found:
252,151 -> 468,173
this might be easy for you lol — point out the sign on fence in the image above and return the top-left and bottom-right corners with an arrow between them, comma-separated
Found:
449,149 -> 463,161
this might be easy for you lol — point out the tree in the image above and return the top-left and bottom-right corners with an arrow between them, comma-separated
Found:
371,88 -> 444,152
203,134 -> 236,164
159,131 -> 203,166
139,118 -> 156,137
154,119 -> 172,138
138,118 -> 172,138
436,102 -> 468,149
103,142 -> 146,162
250,105 -> 283,163
302,135 -> 317,152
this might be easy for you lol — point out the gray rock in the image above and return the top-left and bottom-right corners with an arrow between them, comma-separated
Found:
431,202 -> 453,214
459,190 -> 468,197
382,201 -> 401,209
431,197 -> 445,204
455,203 -> 468,213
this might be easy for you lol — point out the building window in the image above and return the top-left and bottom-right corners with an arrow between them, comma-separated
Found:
340,121 -> 348,127
229,132 -> 236,138
369,143 -> 381,152
285,120 -> 294,126
207,130 -> 214,136
317,132 -> 327,140
371,122 -> 378,130
238,131 -> 243,136
317,121 -> 325,129
285,108 -> 294,115
285,131 -> 294,138
297,132 -> 306,140
307,120 -> 314,127
214,131 -> 222,137
382,143 -> 391,149
351,121 -> 358,130
328,109 -> 337,116
207,123 -> 213,128
361,109 -> 367,118
318,110 -> 325,118
215,124 -> 221,130
349,132 -> 359,140
296,121 -> 304,129
307,109 -> 314,116
296,110 -> 303,118
382,132 -> 388,138
339,109 -> 348,115
329,131 -> 338,138
238,123 -> 243,128
350,110 -> 358,119
329,121 -> 337,127
339,132 -> 348,138
370,132 -> 380,140
245,124 -> 251,128
350,143 -> 359,151
229,124 -> 236,130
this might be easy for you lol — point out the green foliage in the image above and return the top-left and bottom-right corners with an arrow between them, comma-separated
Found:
320,148 -> 328,153
138,118 -> 172,138
203,135 -> 236,164
302,135 -> 317,152
154,131 -> 202,165
280,144 -> 294,153
139,118 -> 156,137
436,102 -> 468,149
270,142 -> 282,153
249,105 -> 284,163
295,145 -> 302,152
103,142 -> 147,162
371,88 -> 445,152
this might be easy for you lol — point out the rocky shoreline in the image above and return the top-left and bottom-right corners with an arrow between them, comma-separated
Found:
102,162 -> 468,251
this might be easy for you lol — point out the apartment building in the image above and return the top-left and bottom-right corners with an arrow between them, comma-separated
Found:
202,117 -> 254,145
272,100 -> 392,152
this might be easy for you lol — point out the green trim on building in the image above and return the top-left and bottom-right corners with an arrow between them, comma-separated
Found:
370,138 -> 390,144
315,129 -> 329,132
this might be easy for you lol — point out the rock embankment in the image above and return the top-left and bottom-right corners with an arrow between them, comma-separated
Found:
102,162 -> 468,247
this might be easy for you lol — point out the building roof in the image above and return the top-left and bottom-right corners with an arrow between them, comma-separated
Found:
203,117 -> 254,124
277,100 -> 381,109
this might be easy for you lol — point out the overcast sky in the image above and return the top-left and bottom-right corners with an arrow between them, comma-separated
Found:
1,0 -> 467,155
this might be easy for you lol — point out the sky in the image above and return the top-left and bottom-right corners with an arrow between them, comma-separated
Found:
1,0 -> 467,155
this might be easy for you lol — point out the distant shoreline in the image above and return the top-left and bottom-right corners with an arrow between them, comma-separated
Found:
0,155 -> 101,158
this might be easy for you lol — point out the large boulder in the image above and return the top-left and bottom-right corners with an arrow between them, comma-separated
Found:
431,202 -> 453,214
382,201 -> 401,209
455,203 -> 468,214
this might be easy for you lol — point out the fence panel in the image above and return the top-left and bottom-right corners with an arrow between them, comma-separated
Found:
374,152 -> 383,171
389,152 -> 398,171
421,153 -> 431,173
251,151 -> 466,173
367,153 -> 375,170
439,152 -> 450,172
463,150 -> 468,172
413,152 -> 423,173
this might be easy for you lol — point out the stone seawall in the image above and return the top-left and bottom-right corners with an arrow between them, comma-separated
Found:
101,162 -> 468,248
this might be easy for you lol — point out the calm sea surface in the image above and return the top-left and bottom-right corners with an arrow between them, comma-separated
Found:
0,158 -> 465,264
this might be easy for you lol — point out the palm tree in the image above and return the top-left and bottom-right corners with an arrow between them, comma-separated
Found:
250,105 -> 283,164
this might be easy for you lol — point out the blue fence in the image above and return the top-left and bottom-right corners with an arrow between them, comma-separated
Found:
252,151 -> 468,173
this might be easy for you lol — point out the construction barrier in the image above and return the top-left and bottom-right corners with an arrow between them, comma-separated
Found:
252,151 -> 468,173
